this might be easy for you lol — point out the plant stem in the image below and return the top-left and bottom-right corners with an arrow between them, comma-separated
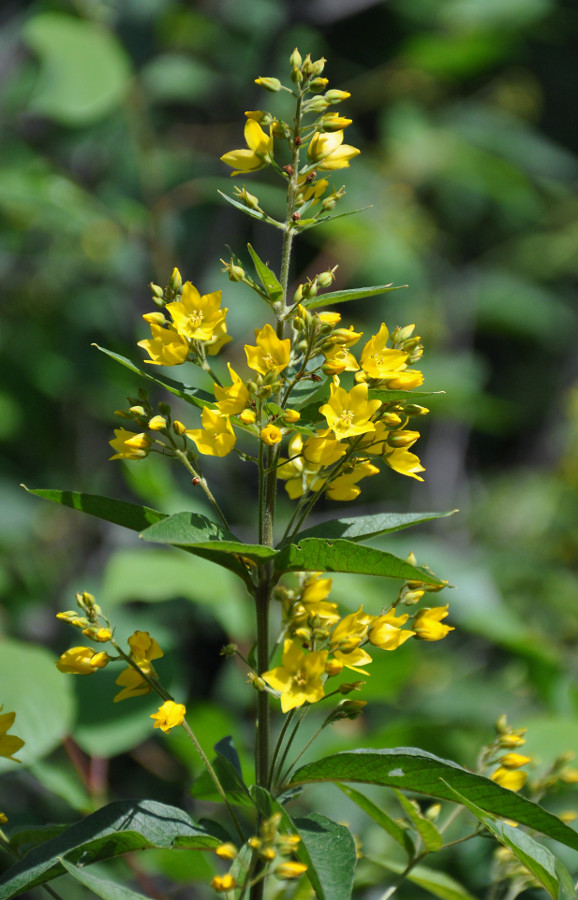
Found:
174,448 -> 230,530
267,708 -> 296,790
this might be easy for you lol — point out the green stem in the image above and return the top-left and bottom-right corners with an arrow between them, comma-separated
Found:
267,709 -> 296,790
174,449 -> 230,530
111,641 -> 245,842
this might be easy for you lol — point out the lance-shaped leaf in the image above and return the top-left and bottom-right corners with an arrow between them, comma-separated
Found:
140,512 -> 276,562
59,858 -> 151,900
93,345 -> 214,409
192,736 -> 253,807
289,748 -> 578,853
0,800 -> 221,899
337,784 -> 415,856
274,539 -> 445,585
247,243 -> 283,303
293,813 -> 357,900
22,487 -> 166,533
218,190 -> 281,228
371,857 -> 478,900
290,510 -> 458,544
393,789 -> 443,852
445,784 -> 578,900
304,283 -> 407,310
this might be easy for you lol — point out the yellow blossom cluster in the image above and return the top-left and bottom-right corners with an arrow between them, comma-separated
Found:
54,594 -> 186,728
211,812 -> 306,893
263,572 -> 452,713
111,287 -> 429,507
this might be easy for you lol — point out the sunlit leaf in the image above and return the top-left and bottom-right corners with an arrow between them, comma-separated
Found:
291,510 -> 457,543
294,813 -> 357,900
290,748 -> 578,853
304,283 -> 407,310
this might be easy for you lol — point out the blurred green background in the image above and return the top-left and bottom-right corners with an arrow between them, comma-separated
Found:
1,0 -> 577,896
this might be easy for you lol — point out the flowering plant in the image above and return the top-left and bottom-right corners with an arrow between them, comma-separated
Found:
4,49 -> 578,900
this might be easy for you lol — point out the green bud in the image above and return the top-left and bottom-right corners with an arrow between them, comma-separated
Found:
309,77 -> 329,93
290,48 -> 302,69
311,57 -> 326,76
324,89 -> 351,103
128,406 -> 147,418
169,267 -> 182,292
220,643 -> 238,657
301,54 -> 313,77
150,283 -> 164,300
404,404 -> 429,416
255,76 -> 282,92
304,96 -> 330,113
317,269 -> 336,288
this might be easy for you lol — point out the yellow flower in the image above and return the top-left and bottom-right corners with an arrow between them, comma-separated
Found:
245,323 -> 291,376
319,377 -> 381,440
211,874 -> 237,892
215,843 -> 237,860
261,423 -> 283,445
491,768 -> 527,792
283,408 -> 301,424
358,420 -> 390,455
317,311 -> 342,326
166,283 -> 227,343
360,324 -> 409,380
214,364 -> 250,415
239,408 -> 256,425
56,646 -> 110,674
332,646 -> 373,674
263,640 -> 328,713
275,861 -> 308,879
369,611 -> 415,650
129,631 -> 163,663
114,631 -> 163,702
109,429 -> 152,461
385,370 -> 425,390
185,408 -> 236,457
0,708 -> 25,762
412,606 -> 454,641
500,753 -> 532,769
302,430 -> 346,466
308,130 -> 360,170
221,118 -> 274,176
326,460 -> 380,501
150,700 -> 186,733
301,573 -> 332,604
138,323 -> 189,366
206,316 -> 233,356
385,447 -> 425,481
81,627 -> 113,643
322,345 -> 360,375
331,607 -> 372,650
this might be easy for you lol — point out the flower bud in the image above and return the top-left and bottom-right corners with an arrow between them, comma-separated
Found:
129,406 -> 147,418
215,843 -> 237,860
305,96 -> 330,113
150,283 -> 164,300
142,312 -> 166,326
317,269 -> 336,288
387,430 -> 420,449
325,658 -> 343,676
404,404 -> 429,417
148,415 -> 167,431
239,408 -> 256,425
282,409 -> 300,424
169,267 -> 182,292
82,626 -> 112,643
173,420 -> 186,435
311,57 -> 326,76
255,76 -> 282,92
321,113 -> 352,132
211,874 -> 237,893
324,89 -> 351,103
220,643 -> 238,657
275,861 -> 308,880
290,47 -> 302,68
309,77 -> 329,92
339,681 -> 365,694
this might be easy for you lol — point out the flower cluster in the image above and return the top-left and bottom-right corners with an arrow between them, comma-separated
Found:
111,275 -> 429,508
478,716 -> 532,792
55,592 -> 186,729
262,569 -> 451,713
211,812 -> 306,893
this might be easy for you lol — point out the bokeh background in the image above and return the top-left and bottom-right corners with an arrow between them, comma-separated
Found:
1,0 -> 577,896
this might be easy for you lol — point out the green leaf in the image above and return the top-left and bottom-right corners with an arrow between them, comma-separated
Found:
289,748 -> 578,853
0,639 -> 75,770
8,826 -> 69,854
58,858 -> 151,900
337,784 -> 415,855
304,283 -> 407,310
291,510 -> 458,544
218,190 -> 280,227
247,243 -> 283,302
274,539 -> 445,585
372,857 -> 478,900
191,736 -> 253,807
0,800 -> 221,899
393,789 -> 443,852
294,813 -> 357,900
22,486 -> 166,533
139,511 -> 276,581
444,785 -> 578,900
23,12 -> 131,125
93,345 -> 214,409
